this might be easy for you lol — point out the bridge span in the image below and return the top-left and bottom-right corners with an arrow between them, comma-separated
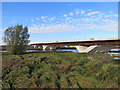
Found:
31,38 -> 120,53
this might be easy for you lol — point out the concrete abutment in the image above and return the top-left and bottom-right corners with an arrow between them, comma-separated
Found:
75,45 -> 114,53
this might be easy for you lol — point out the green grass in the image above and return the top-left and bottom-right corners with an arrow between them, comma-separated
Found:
2,52 -> 119,88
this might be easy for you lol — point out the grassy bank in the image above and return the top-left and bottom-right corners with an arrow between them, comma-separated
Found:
2,52 -> 119,88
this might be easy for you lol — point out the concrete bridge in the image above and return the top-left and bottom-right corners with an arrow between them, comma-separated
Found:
30,38 -> 120,53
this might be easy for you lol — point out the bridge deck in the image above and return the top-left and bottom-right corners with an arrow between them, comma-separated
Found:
31,39 -> 120,46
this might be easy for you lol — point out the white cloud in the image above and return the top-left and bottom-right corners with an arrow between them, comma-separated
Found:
42,24 -> 45,26
81,9 -> 85,15
69,12 -> 73,16
104,15 -> 111,17
29,24 -> 80,33
50,16 -> 56,20
33,24 -> 36,26
102,19 -> 117,24
64,14 -> 68,17
29,10 -> 117,34
41,16 -> 45,19
113,14 -> 118,17
81,18 -> 85,21
87,11 -> 100,16
76,11 -> 79,14
34,24 -> 75,33
32,19 -> 34,22
75,9 -> 80,14
99,23 -> 118,31
42,19 -> 47,22
66,17 -> 70,21
85,18 -> 89,21
102,19 -> 110,22
98,13 -> 106,16
29,21 -> 117,34
81,18 -> 91,22
36,17 -> 40,20
104,14 -> 118,17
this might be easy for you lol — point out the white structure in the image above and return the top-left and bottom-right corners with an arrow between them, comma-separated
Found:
42,45 -> 57,51
31,38 -> 119,53
31,45 -> 115,53
75,45 -> 114,53
75,45 -> 97,53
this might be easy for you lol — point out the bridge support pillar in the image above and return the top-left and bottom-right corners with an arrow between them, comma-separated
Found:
90,45 -> 114,53
42,45 -> 57,51
33,45 -> 37,48
75,45 -> 114,53
49,46 -> 57,51
75,45 -> 97,53
42,45 -> 48,51
37,45 -> 43,49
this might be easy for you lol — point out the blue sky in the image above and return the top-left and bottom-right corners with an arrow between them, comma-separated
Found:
1,0 -> 120,2
0,2 -> 118,44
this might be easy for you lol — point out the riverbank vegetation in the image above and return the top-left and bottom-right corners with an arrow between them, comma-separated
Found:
2,52 -> 119,88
